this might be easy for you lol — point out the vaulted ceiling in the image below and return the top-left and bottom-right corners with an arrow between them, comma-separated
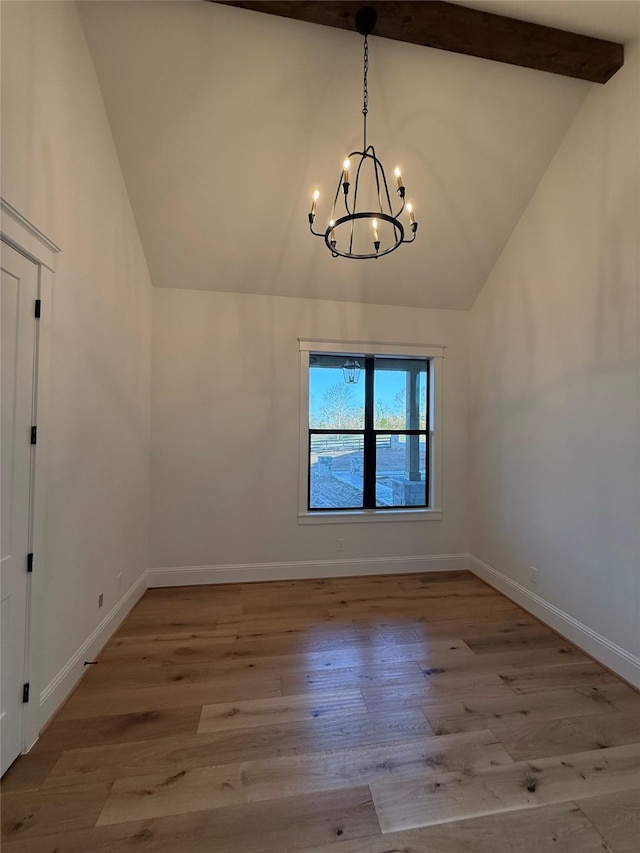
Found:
78,1 -> 639,310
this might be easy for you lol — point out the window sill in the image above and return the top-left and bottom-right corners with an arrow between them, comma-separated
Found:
298,509 -> 442,525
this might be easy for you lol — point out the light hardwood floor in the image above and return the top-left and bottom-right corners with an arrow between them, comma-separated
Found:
2,570 -> 639,852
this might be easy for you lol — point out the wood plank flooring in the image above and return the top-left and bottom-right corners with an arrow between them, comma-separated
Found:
2,570 -> 639,852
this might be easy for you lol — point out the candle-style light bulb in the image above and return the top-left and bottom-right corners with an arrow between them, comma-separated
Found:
343,158 -> 350,183
372,218 -> 379,242
311,188 -> 319,217
329,219 -> 336,243
407,202 -> 415,226
394,166 -> 403,189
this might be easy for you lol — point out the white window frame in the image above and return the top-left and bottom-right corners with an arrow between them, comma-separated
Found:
298,338 -> 444,524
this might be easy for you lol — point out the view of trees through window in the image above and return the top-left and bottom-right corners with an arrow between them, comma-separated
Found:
310,383 -> 417,430
308,354 -> 429,510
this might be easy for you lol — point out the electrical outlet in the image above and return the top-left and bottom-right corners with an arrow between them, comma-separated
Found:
530,566 -> 539,586
98,593 -> 104,608
337,538 -> 345,552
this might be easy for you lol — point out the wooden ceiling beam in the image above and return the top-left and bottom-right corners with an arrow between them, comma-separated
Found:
212,1 -> 623,84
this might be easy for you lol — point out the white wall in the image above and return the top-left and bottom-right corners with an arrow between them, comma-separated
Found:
1,1 -> 153,722
151,290 -> 469,576
469,43 -> 640,671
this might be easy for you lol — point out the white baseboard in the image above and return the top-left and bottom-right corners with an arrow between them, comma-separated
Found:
468,554 -> 640,689
39,571 -> 148,726
147,553 -> 469,588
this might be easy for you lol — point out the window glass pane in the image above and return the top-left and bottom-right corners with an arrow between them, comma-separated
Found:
375,434 -> 427,507
309,434 -> 364,509
373,358 -> 427,430
309,354 -> 365,429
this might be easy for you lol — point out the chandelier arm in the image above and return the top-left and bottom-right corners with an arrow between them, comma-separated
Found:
393,198 -> 407,219
371,151 -> 384,214
370,146 -> 395,215
349,150 -> 369,254
351,152 -> 366,217
343,148 -> 366,218
348,180 -> 356,253
331,177 -> 342,221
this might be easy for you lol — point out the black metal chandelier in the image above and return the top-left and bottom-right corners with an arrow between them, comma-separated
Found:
308,6 -> 418,260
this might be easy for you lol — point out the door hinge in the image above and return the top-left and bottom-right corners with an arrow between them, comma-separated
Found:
27,553 -> 34,573
34,299 -> 41,319
22,683 -> 30,703
31,426 -> 37,445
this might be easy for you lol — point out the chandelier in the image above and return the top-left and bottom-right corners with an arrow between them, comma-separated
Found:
308,6 -> 418,260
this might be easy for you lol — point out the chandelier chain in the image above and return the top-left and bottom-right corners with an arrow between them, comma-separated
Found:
362,34 -> 369,150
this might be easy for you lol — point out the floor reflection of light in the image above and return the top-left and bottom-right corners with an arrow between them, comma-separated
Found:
284,578 -> 429,748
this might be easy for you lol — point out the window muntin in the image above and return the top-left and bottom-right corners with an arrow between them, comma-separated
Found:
308,354 -> 429,511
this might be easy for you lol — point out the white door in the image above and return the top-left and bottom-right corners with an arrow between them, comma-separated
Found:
1,242 -> 38,776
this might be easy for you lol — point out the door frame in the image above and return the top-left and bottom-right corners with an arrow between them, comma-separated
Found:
1,197 -> 60,753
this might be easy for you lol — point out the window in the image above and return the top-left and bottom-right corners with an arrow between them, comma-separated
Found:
298,340 -> 444,523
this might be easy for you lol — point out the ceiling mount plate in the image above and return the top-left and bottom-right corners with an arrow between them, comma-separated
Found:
355,6 -> 377,37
